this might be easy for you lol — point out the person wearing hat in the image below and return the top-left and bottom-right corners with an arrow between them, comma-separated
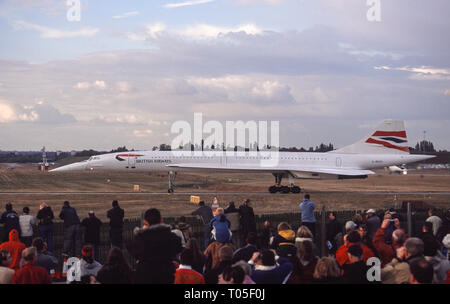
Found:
342,244 -> 372,284
81,211 -> 103,260
365,209 -> 380,240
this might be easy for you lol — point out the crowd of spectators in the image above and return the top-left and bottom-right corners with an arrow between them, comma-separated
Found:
0,195 -> 449,284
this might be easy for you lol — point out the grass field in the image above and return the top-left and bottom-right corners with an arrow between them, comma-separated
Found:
0,164 -> 449,221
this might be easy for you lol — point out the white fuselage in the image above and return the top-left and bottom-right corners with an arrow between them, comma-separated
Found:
52,150 -> 430,180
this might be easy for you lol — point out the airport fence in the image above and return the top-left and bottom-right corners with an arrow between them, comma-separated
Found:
0,203 -> 446,277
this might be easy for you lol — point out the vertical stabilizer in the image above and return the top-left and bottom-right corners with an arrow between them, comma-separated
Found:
332,120 -> 409,154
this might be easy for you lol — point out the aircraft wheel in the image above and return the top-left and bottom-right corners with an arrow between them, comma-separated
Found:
281,186 -> 290,194
268,186 -> 278,193
168,188 -> 174,194
291,186 -> 301,193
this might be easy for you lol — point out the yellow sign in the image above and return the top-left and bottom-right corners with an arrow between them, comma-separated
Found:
190,195 -> 200,204
133,185 -> 140,192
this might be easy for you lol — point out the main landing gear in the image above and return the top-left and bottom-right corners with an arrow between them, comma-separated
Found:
168,171 -> 177,193
268,173 -> 301,194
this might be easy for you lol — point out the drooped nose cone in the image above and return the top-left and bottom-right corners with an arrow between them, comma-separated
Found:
50,161 -> 88,172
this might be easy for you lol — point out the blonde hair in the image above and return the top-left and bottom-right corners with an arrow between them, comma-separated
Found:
297,225 -> 313,239
217,208 -> 224,215
313,257 -> 340,279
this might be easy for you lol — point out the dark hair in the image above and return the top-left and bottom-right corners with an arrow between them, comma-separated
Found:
63,201 -> 70,206
144,208 -> 161,226
423,222 -> 433,233
185,238 -> 204,268
329,211 -> 336,217
199,201 -> 205,206
32,237 -> 44,251
347,230 -> 361,243
304,194 -> 310,200
246,232 -> 257,245
180,248 -> 194,266
410,258 -> 433,284
260,249 -> 275,266
5,203 -> 12,211
100,247 -> 133,284
179,216 -> 186,223
222,266 -> 245,284
23,206 -> 30,214
112,200 -> 119,207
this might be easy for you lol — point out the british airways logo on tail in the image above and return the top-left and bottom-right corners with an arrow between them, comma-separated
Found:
365,131 -> 409,152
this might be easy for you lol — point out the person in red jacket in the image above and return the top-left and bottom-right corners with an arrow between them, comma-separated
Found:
11,247 -> 52,284
0,229 -> 26,270
174,248 -> 205,284
372,218 -> 407,267
336,230 -> 375,268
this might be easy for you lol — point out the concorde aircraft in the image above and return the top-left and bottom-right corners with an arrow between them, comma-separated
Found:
50,120 -> 434,193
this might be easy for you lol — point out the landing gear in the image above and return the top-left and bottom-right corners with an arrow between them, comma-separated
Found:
268,173 -> 301,193
168,171 -> 177,193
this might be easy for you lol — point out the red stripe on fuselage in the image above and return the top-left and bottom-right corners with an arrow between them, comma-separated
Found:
365,138 -> 409,152
372,131 -> 407,138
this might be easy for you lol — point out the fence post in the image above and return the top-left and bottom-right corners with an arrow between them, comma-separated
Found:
320,205 -> 327,257
407,202 -> 412,237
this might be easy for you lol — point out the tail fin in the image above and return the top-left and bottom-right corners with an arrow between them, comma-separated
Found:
333,120 -> 410,154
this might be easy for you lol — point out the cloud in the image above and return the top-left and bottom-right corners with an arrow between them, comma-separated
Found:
13,20 -> 99,39
133,129 -> 153,137
73,80 -> 107,90
374,66 -> 450,80
112,11 -> 140,19
163,0 -> 215,9
0,100 -> 75,124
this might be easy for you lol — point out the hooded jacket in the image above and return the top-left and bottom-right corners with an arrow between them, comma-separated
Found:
0,230 -> 26,270
209,214 -> 231,243
271,229 -> 297,258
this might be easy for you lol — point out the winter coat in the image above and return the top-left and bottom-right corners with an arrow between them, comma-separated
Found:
372,227 -> 405,267
209,214 -> 231,243
238,205 -> 257,234
59,206 -> 80,227
232,244 -> 258,264
35,251 -> 58,274
425,251 -> 450,284
175,265 -> 205,284
271,229 -> 297,258
250,257 -> 293,284
0,211 -> 21,236
366,215 -> 381,239
204,241 -> 236,272
10,262 -> 51,284
0,230 -> 25,270
287,256 -> 318,284
342,261 -> 372,284
36,207 -> 54,226
335,241 -> 375,267
381,255 -> 422,284
130,223 -> 182,284
19,214 -> 36,237
81,215 -> 102,244
191,206 -> 213,225
107,206 -> 124,228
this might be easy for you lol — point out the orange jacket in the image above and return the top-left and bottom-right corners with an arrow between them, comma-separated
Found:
10,262 -> 52,284
0,229 -> 26,270
335,241 -> 375,267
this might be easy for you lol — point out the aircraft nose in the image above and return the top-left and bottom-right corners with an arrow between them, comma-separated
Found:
50,161 -> 87,172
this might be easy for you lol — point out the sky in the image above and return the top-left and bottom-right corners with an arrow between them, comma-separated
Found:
0,0 -> 449,151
